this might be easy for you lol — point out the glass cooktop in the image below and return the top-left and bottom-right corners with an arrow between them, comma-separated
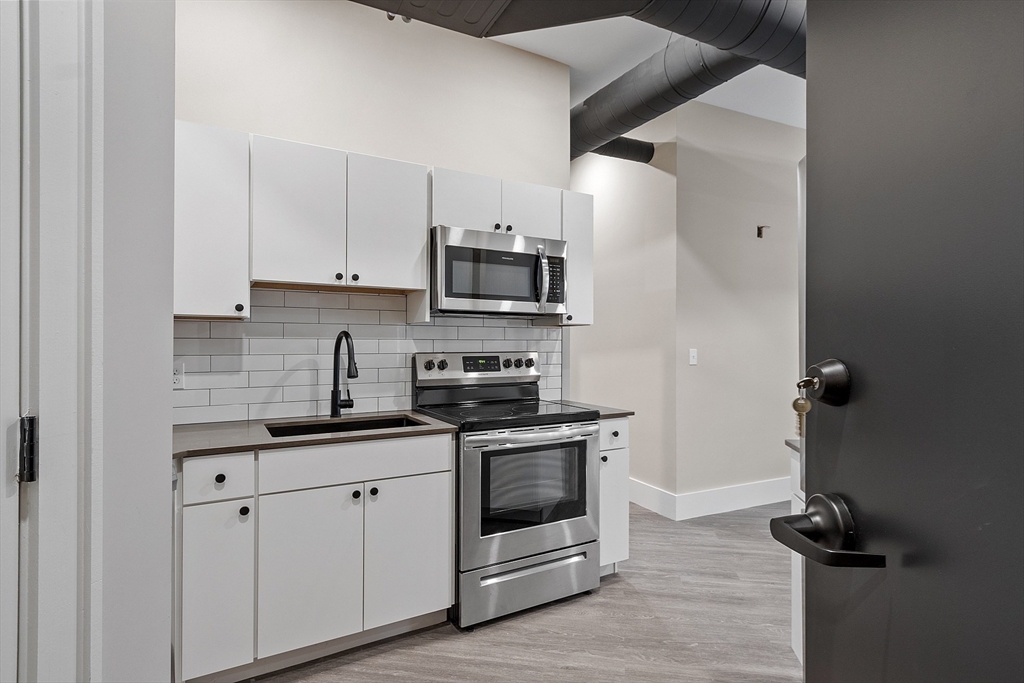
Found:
415,400 -> 600,432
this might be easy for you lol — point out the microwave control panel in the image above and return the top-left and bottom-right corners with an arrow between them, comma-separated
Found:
547,256 -> 565,304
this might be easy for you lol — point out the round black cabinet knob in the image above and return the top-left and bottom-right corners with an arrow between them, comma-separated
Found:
502,358 -> 513,369
214,473 -> 226,484
437,359 -> 449,370
524,358 -> 535,368
505,225 -> 513,232
494,223 -> 501,231
566,315 -> 573,321
235,303 -> 244,312
239,506 -> 250,516
335,272 -> 344,281
423,360 -> 435,371
514,358 -> 524,368
601,456 -> 608,463
612,431 -> 620,438
352,489 -> 361,500
370,487 -> 379,496
351,274 -> 360,282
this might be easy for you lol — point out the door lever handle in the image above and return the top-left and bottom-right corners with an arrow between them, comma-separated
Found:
770,493 -> 885,568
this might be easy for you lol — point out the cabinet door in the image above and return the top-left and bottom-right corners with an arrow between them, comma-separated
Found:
258,485 -> 364,657
347,153 -> 428,290
251,135 -> 347,286
363,472 -> 452,630
599,447 -> 629,567
560,190 -> 594,325
181,498 -> 254,680
174,121 -> 250,318
501,179 -> 562,240
431,167 -> 502,233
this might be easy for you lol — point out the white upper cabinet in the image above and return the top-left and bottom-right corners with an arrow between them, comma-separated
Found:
501,180 -> 563,241
174,121 -> 251,318
431,167 -> 502,233
251,135 -> 347,286
560,190 -> 594,325
347,153 -> 428,290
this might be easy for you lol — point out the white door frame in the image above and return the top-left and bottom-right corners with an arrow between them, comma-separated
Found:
1,1 -> 24,680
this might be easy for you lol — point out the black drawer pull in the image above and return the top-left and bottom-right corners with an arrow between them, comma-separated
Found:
239,506 -> 250,516
352,489 -> 361,500
612,431 -> 620,438
214,473 -> 226,484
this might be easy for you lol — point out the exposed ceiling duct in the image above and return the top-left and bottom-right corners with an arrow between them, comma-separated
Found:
591,136 -> 656,164
569,38 -> 756,159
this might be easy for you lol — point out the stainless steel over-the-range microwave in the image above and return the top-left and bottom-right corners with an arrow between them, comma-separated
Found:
432,225 -> 568,316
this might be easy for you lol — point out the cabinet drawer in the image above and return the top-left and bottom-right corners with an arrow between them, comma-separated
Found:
600,419 -> 629,451
259,434 -> 453,494
182,452 -> 255,505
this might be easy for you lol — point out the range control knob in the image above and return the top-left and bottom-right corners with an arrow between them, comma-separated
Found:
514,358 -> 524,369
423,360 -> 435,371
437,359 -> 449,371
524,358 -> 535,368
502,358 -> 513,369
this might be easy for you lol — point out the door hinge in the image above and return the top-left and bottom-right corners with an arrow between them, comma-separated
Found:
17,414 -> 37,483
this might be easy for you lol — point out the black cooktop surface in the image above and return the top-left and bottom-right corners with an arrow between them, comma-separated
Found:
415,400 -> 600,432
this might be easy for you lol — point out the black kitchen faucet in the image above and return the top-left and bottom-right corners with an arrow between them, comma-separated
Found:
331,330 -> 359,417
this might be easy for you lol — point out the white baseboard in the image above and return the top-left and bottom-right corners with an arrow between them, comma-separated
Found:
629,476 -> 790,521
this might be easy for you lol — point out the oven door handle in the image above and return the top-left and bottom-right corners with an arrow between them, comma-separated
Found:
464,425 -> 598,449
537,245 -> 550,311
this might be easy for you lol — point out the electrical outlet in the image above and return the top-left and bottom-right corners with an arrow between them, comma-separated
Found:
689,349 -> 698,366
172,359 -> 185,389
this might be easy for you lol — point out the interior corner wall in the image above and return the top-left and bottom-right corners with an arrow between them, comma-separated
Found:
100,1 -> 175,680
674,102 -> 804,497
174,0 -> 569,188
567,115 -> 678,494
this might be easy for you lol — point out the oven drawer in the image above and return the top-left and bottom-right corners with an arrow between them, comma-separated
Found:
457,541 -> 599,628
600,419 -> 629,451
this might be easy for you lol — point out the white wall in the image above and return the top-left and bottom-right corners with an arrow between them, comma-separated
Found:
175,0 -> 569,188
569,103 -> 804,516
675,102 -> 804,496
568,115 -> 678,493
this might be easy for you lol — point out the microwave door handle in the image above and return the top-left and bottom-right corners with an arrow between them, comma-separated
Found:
537,245 -> 550,311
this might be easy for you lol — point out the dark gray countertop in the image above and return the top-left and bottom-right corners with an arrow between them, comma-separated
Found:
785,438 -> 801,454
558,401 -> 635,420
173,410 -> 458,459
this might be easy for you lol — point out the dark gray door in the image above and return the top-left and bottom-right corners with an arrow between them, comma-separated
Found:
800,2 -> 1024,681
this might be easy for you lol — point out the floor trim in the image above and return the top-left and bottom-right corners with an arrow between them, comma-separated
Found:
629,476 -> 790,521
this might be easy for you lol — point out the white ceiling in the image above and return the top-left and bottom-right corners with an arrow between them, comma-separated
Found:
490,16 -> 806,129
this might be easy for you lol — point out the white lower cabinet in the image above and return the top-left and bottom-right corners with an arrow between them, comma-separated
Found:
181,498 -> 254,681
363,472 -> 452,630
257,485 -> 365,658
599,447 -> 630,567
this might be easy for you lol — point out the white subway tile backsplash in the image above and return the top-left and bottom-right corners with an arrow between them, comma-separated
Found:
249,306 -> 320,324
319,308 -> 380,325
210,322 -> 284,338
210,386 -> 283,405
173,288 -> 562,424
210,355 -> 284,372
249,338 -> 318,355
248,369 -> 319,387
183,372 -> 248,390
173,389 -> 210,408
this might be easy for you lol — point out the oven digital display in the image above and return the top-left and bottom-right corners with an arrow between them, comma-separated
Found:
463,355 -> 502,373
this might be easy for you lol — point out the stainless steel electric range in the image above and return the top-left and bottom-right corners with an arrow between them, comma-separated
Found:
413,351 -> 601,628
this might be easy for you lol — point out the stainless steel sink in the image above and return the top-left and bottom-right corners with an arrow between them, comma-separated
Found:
265,415 -> 427,438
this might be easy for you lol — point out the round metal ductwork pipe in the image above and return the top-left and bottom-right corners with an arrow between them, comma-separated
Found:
591,136 -> 656,164
570,38 -> 756,159
634,0 -> 806,77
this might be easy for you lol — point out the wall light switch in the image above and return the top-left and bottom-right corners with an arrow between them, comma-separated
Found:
172,359 -> 185,389
689,349 -> 698,366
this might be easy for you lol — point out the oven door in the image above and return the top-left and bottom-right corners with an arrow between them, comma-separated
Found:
433,225 -> 567,316
459,422 -> 599,571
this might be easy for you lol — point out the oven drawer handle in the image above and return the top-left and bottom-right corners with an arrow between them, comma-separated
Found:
464,425 -> 598,448
479,551 -> 588,587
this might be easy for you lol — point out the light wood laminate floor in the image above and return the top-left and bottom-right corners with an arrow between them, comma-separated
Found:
258,502 -> 802,683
